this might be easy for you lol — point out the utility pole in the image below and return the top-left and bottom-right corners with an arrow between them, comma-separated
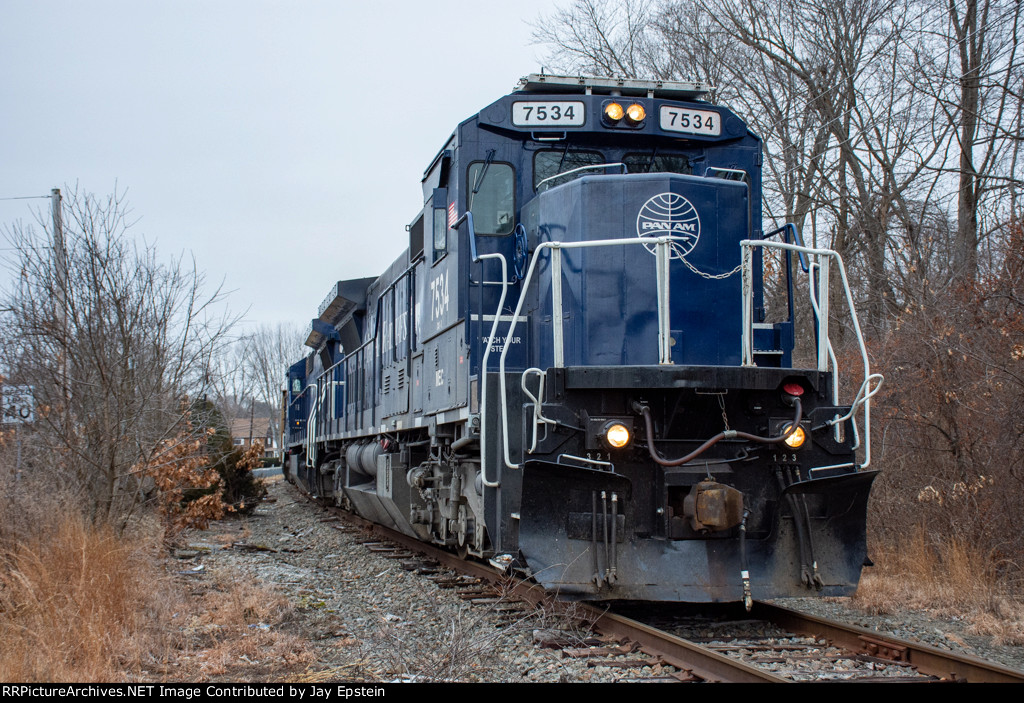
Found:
52,188 -> 70,427
51,188 -> 65,299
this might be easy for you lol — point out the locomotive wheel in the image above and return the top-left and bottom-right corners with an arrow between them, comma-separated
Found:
456,504 -> 475,558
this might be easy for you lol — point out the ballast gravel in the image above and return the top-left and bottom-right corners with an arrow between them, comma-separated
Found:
176,477 -> 630,683
174,476 -> 1024,682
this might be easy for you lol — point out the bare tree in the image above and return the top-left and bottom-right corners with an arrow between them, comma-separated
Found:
240,323 -> 305,455
910,0 -> 1024,282
532,0 -> 667,78
701,0 -> 942,327
0,187 -> 236,528
206,340 -> 252,423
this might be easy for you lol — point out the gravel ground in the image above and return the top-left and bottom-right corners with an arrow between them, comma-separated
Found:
172,476 -> 1024,682
174,476 -> 654,682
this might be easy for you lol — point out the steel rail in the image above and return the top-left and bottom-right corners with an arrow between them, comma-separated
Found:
576,605 -> 788,683
755,601 -> 1024,684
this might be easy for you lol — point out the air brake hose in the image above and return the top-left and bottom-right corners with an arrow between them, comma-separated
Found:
633,398 -> 803,467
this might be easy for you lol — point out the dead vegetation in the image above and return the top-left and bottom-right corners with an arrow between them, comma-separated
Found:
365,604 -> 523,682
0,455 -> 307,682
0,185 -> 287,680
175,575 -> 316,680
855,530 -> 1024,646
0,510 -> 321,682
855,224 -> 1024,640
0,504 -> 177,681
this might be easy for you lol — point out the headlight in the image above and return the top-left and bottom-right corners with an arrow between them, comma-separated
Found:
604,102 -> 624,122
604,422 -> 631,449
625,103 -> 646,123
782,423 -> 807,449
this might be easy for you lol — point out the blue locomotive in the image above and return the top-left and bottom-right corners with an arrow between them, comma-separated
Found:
283,74 -> 882,603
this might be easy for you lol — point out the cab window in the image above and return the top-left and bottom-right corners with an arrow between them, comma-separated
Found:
467,162 -> 515,235
534,149 -> 604,190
623,153 -> 692,175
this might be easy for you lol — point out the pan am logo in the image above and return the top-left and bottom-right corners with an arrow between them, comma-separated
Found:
636,192 -> 700,259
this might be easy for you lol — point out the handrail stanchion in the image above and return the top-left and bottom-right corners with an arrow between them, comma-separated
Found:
741,243 -> 754,366
656,240 -> 671,364
551,245 -> 565,368
817,255 -> 830,373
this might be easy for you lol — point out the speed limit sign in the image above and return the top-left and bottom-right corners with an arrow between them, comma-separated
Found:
2,385 -> 34,424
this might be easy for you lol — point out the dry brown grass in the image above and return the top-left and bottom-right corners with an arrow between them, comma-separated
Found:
0,460 -> 311,682
365,602 -> 527,682
177,575 -> 315,679
855,527 -> 1024,645
0,512 -> 178,681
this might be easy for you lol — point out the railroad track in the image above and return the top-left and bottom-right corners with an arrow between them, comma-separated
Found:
302,488 -> 1024,683
609,601 -> 1024,682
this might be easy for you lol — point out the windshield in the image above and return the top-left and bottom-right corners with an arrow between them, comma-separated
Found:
623,152 -> 692,175
534,149 -> 606,190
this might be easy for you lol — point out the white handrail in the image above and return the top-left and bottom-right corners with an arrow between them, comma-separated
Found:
305,381 -> 323,468
498,235 -> 692,469
656,239 -> 672,364
477,252 -> 509,489
808,262 -> 844,445
487,233 -> 879,472
739,239 -> 883,470
521,368 -> 556,454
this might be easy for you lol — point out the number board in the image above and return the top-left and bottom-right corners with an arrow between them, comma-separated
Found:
512,101 -> 585,127
659,106 -> 721,136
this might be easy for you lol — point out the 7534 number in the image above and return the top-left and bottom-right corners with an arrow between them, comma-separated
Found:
512,101 -> 586,127
430,270 -> 449,321
659,106 -> 721,136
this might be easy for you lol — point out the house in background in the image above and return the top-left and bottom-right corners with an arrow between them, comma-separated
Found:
230,417 -> 277,457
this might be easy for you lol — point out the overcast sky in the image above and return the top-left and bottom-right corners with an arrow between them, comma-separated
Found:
0,0 -> 560,334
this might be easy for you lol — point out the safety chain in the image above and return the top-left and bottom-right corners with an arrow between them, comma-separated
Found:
680,256 -> 743,280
